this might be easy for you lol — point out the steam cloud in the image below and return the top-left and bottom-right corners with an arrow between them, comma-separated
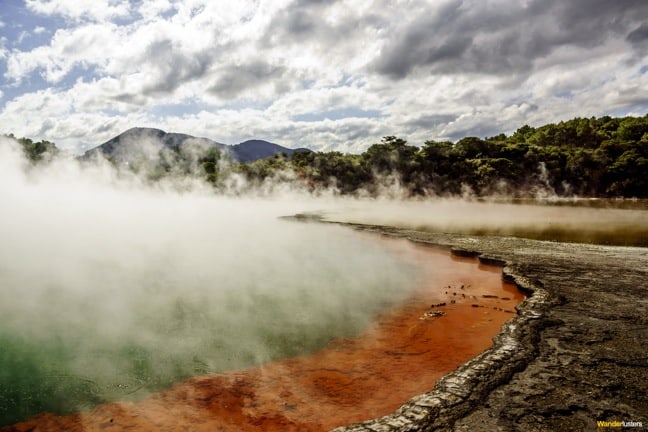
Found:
0,138 -> 418,424
320,198 -> 648,246
1,136 -> 646,425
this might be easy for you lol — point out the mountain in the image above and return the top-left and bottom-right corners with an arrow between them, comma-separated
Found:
83,128 -> 309,163
231,139 -> 311,163
82,127 -> 227,163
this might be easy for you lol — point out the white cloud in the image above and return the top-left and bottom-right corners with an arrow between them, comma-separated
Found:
137,0 -> 175,20
0,36 -> 7,60
164,109 -> 387,152
25,0 -> 133,22
17,30 -> 29,45
6,23 -> 122,83
1,0 -> 647,153
0,87 -> 148,150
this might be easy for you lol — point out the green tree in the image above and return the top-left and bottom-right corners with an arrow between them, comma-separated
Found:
16,137 -> 59,163
198,147 -> 221,184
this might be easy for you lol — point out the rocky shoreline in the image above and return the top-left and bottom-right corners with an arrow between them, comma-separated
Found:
2,218 -> 645,431
329,223 -> 648,432
0,230 -> 525,432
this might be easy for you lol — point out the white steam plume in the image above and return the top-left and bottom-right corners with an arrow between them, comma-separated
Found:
0,137 -> 418,422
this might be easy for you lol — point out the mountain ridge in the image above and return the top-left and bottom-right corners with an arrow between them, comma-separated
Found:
231,139 -> 311,163
83,127 -> 310,163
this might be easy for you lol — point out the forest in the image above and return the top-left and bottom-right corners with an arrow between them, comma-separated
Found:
8,114 -> 648,198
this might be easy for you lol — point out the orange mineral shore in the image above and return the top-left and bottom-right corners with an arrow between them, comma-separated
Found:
4,237 -> 523,432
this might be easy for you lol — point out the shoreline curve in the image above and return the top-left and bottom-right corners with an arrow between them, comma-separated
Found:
326,221 -> 647,432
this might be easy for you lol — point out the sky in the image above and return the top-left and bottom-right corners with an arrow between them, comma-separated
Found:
0,0 -> 647,154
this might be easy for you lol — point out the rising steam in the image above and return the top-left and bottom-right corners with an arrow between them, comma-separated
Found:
1,135 -> 646,426
0,138 -> 419,425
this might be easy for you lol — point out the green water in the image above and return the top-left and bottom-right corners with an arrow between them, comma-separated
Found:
0,222 -> 418,426
0,301 -> 380,425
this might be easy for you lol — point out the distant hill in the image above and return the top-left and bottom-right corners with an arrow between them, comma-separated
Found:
83,128 -> 309,163
231,139 -> 311,163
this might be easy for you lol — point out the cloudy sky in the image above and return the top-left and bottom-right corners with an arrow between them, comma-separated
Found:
1,0 -> 647,154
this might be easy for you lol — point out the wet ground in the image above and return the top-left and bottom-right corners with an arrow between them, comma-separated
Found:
334,224 -> 648,432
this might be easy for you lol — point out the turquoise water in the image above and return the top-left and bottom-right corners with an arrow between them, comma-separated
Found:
0,145 -> 418,426
0,219 -> 417,426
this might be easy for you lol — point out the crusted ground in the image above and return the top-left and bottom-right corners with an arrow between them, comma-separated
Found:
330,224 -> 648,432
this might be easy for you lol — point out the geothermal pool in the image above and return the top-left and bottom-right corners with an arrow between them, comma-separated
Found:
5,141 -> 644,430
2,232 -> 522,431
0,140 -> 436,427
0,217 -> 421,426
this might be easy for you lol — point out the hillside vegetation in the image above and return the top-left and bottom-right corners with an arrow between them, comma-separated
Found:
7,115 -> 648,198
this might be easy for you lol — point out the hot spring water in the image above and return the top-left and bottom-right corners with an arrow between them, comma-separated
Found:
3,139 -> 645,426
0,213 -> 419,426
0,142 -> 420,425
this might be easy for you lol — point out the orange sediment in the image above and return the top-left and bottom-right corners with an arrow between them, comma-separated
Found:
4,237 -> 523,432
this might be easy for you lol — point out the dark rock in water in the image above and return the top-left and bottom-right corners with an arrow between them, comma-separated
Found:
421,311 -> 446,320
331,225 -> 648,432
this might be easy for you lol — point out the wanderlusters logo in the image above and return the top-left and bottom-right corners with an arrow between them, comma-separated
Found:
597,420 -> 643,429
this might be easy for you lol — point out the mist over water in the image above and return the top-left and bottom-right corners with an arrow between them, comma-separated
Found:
2,136 -> 646,426
0,139 -> 419,425
322,198 -> 648,247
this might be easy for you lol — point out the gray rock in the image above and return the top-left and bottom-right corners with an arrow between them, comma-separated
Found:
329,224 -> 648,432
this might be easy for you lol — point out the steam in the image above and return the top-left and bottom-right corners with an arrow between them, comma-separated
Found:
0,138 -> 418,424
1,135 -> 646,425
321,198 -> 648,246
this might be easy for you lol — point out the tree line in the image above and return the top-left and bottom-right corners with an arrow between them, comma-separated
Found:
6,114 -> 648,198
234,115 -> 648,198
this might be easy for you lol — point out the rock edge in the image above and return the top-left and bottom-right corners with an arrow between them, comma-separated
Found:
325,223 -> 647,432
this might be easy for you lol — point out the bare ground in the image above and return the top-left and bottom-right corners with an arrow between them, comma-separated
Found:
330,223 -> 648,432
